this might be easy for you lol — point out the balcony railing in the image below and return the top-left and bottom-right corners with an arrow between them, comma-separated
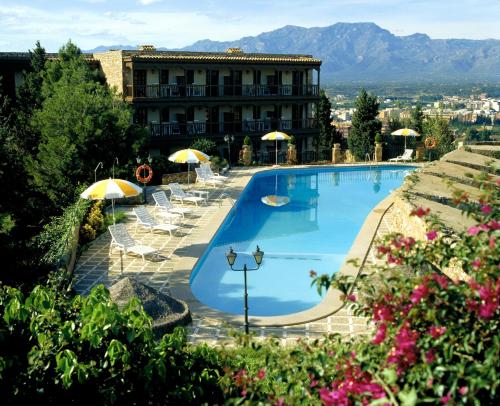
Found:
127,84 -> 319,99
149,118 -> 318,138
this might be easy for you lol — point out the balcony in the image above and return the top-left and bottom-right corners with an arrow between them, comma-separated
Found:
127,84 -> 319,99
149,118 -> 318,138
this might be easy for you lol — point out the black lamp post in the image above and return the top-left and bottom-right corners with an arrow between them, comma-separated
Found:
224,134 -> 235,167
94,162 -> 103,183
225,245 -> 264,334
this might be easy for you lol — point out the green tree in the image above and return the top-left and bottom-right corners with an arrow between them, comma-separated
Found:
317,90 -> 341,151
28,41 -> 146,208
410,103 -> 425,135
348,89 -> 381,160
423,115 -> 455,159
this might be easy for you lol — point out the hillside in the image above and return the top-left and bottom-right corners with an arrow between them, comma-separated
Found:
85,22 -> 500,83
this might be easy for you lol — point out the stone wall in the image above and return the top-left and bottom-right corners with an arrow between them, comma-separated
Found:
92,50 -> 125,95
391,194 -> 427,241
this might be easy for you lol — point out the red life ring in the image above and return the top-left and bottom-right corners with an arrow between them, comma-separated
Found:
135,164 -> 153,183
424,137 -> 437,149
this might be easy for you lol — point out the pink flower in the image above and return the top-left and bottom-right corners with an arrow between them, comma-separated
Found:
411,207 -> 430,217
425,349 -> 436,363
467,226 -> 481,235
410,283 -> 431,303
490,237 -> 496,249
481,204 -> 492,214
241,389 -> 247,397
387,324 -> 419,370
426,230 -> 438,240
257,369 -> 266,380
459,386 -> 468,396
433,274 -> 449,289
346,294 -> 357,302
429,326 -> 447,338
373,303 -> 394,322
488,220 -> 500,230
440,392 -> 452,404
310,380 -> 318,388
471,259 -> 481,269
373,323 -> 387,344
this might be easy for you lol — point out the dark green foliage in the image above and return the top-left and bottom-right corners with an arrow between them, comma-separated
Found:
317,90 -> 341,150
423,115 -> 455,159
189,138 -> 217,155
410,103 -> 425,135
348,89 -> 382,160
243,135 -> 251,146
0,281 -> 224,404
28,41 -> 146,209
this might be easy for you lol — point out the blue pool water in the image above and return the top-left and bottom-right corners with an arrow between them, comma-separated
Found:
190,165 -> 414,316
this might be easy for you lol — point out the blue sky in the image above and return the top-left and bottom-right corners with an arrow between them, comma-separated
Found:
1,0 -> 499,51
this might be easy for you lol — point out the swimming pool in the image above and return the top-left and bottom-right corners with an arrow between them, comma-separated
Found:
190,165 -> 414,317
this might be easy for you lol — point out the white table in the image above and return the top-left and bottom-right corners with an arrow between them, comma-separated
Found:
190,189 -> 209,204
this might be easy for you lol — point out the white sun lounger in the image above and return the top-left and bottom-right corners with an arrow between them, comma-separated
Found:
200,162 -> 229,181
195,167 -> 224,187
168,183 -> 206,206
389,149 -> 414,162
108,223 -> 158,261
152,191 -> 193,219
133,207 -> 180,236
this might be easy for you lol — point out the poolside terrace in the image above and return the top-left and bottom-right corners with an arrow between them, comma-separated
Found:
73,147 -> 499,344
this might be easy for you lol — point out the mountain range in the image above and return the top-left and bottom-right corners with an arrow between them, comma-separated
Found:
86,22 -> 500,83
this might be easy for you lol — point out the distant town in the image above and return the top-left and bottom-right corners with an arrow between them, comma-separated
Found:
330,91 -> 500,139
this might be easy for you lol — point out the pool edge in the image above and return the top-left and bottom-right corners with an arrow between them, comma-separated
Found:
170,164 -> 416,327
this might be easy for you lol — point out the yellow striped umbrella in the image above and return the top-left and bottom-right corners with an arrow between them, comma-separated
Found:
261,131 -> 291,165
81,178 -> 142,222
391,128 -> 420,150
168,148 -> 210,184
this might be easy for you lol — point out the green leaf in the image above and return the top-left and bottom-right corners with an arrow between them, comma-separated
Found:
398,388 -> 417,406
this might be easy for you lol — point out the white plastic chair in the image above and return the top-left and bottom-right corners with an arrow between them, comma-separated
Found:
133,207 -> 179,236
168,183 -> 206,206
108,224 -> 158,262
200,162 -> 229,181
194,167 -> 224,188
152,191 -> 192,219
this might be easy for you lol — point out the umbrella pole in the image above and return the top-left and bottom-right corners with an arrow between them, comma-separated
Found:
112,199 -> 116,224
275,139 -> 278,165
187,162 -> 190,185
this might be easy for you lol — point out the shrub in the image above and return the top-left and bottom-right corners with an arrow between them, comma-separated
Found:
374,133 -> 382,143
243,136 -> 251,146
190,138 -> 217,155
289,135 -> 296,145
0,281 -> 225,404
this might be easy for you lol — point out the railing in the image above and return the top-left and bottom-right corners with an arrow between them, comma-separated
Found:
149,119 -> 317,137
127,84 -> 319,99
299,149 -> 332,163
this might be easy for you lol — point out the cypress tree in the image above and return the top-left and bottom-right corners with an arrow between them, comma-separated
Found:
348,89 -> 381,161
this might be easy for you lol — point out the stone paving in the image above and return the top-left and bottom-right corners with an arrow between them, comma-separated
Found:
73,167 -> 405,345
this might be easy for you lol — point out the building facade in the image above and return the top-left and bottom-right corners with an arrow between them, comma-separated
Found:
1,47 -> 322,161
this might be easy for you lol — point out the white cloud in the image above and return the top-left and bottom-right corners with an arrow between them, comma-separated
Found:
138,0 -> 162,5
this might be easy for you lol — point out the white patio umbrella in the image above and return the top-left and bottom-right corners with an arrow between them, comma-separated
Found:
261,131 -> 291,166
168,148 -> 210,185
80,178 -> 142,223
391,128 -> 420,150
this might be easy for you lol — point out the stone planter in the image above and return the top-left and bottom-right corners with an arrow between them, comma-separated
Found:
242,145 -> 252,166
416,142 -> 425,162
332,143 -> 342,164
287,144 -> 297,164
375,142 -> 383,162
